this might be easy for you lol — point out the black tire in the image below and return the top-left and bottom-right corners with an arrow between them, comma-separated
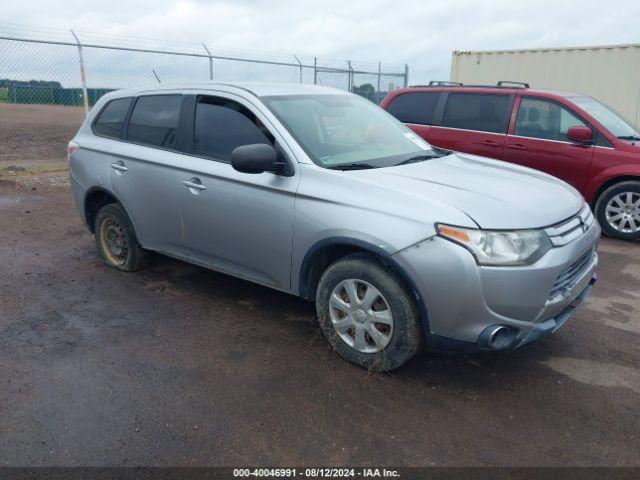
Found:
594,181 -> 640,242
316,253 -> 422,372
94,203 -> 147,271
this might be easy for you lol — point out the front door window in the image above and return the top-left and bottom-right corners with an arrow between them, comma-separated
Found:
515,98 -> 587,142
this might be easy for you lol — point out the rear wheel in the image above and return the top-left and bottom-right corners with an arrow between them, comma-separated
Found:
595,181 -> 640,241
94,203 -> 147,271
316,253 -> 422,372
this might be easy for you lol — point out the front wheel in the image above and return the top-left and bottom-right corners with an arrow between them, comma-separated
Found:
316,253 -> 422,372
595,181 -> 640,241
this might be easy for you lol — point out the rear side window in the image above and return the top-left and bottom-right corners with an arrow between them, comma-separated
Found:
93,98 -> 132,139
127,95 -> 183,148
194,97 -> 272,161
442,93 -> 510,133
386,92 -> 440,125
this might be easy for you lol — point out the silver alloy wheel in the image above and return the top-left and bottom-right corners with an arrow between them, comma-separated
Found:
605,192 -> 640,233
328,278 -> 394,354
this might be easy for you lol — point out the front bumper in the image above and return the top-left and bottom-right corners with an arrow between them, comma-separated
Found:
392,220 -> 600,350
518,274 -> 596,347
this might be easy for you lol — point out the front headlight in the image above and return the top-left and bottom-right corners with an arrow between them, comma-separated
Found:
436,224 -> 551,266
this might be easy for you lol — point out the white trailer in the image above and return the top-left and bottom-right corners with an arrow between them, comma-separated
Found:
450,43 -> 640,129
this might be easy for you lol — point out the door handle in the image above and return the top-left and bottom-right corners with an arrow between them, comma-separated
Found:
181,179 -> 207,191
506,143 -> 528,150
110,161 -> 128,172
481,140 -> 501,147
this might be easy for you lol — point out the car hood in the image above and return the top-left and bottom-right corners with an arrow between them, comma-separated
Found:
351,152 -> 583,229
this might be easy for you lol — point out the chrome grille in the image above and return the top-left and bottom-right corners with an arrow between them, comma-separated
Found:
549,248 -> 596,300
545,206 -> 596,247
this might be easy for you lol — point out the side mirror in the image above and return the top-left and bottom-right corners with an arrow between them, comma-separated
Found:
231,144 -> 282,174
567,126 -> 593,144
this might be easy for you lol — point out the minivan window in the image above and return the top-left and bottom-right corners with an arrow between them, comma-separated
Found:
93,97 -> 132,139
515,98 -> 587,142
262,94 -> 434,169
386,92 -> 440,125
442,93 -> 510,134
569,95 -> 640,140
127,95 -> 182,148
194,97 -> 273,161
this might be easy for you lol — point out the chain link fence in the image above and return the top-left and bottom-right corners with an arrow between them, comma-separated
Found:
0,25 -> 408,172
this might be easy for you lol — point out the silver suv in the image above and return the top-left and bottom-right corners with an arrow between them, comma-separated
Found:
68,83 -> 600,371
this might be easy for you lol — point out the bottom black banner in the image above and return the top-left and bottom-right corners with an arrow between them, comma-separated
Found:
0,467 -> 638,480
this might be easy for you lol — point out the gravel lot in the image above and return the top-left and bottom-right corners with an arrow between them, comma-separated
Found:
0,104 -> 84,171
0,171 -> 639,467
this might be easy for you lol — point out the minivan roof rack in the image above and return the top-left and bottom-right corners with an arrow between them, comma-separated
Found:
410,80 -> 530,89
497,80 -> 530,88
429,80 -> 463,87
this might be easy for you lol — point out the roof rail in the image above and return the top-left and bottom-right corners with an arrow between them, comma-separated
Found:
429,80 -> 463,87
497,80 -> 529,89
409,81 -> 463,87
408,80 -> 531,90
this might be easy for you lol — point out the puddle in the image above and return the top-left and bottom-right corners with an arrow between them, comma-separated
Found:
541,357 -> 640,394
0,195 -> 23,209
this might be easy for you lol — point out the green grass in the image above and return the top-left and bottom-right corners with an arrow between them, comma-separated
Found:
0,88 -> 7,103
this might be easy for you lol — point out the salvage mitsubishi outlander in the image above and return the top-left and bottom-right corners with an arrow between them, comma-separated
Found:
68,83 -> 600,371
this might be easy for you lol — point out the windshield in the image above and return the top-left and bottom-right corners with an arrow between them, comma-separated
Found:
261,94 -> 435,168
570,95 -> 640,139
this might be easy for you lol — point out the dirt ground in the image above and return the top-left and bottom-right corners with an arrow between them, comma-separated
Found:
0,171 -> 639,467
0,104 -> 84,171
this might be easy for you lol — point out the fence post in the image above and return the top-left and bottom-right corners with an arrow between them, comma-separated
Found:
347,60 -> 353,91
404,63 -> 409,88
293,55 -> 303,83
203,44 -> 213,80
313,57 -> 318,85
70,30 -> 89,115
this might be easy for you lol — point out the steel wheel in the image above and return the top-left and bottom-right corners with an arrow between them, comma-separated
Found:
605,191 -> 640,234
329,278 -> 393,354
99,217 -> 129,266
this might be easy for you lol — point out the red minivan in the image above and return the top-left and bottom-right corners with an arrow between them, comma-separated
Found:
381,81 -> 640,241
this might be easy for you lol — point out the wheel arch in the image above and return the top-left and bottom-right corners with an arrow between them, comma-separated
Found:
84,187 -> 132,234
589,175 -> 640,209
297,236 -> 430,333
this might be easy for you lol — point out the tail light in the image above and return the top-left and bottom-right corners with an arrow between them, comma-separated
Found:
67,141 -> 79,160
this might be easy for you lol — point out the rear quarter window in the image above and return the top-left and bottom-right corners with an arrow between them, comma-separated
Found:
442,93 -> 511,134
386,92 -> 440,125
92,97 -> 132,139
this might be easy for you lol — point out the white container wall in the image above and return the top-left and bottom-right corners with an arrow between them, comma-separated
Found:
451,44 -> 640,129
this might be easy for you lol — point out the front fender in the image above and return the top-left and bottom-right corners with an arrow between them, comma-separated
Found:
294,230 -> 399,298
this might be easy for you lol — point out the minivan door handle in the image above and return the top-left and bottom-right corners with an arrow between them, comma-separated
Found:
181,178 -> 207,193
110,160 -> 128,172
481,140 -> 501,147
506,143 -> 528,150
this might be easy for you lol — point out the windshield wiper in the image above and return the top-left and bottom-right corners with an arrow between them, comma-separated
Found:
617,135 -> 640,141
325,163 -> 375,170
394,153 -> 441,166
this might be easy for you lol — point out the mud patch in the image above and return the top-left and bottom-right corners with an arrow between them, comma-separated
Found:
585,294 -> 640,334
541,357 -> 640,394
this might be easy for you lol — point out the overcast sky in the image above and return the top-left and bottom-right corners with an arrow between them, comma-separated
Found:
3,0 -> 640,84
